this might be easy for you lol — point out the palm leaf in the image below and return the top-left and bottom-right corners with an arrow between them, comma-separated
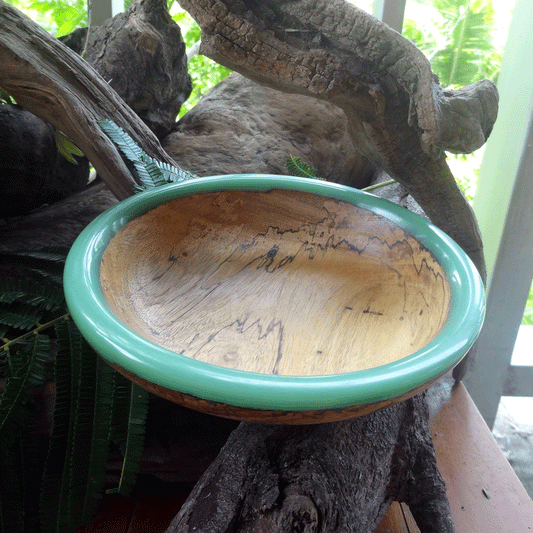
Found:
405,0 -> 498,87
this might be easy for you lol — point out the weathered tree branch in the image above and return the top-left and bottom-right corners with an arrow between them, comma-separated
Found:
84,0 -> 192,139
0,0 -> 177,200
178,0 -> 496,284
166,389 -> 454,533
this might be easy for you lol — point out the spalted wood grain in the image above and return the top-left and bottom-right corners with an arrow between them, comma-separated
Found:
100,189 -> 451,378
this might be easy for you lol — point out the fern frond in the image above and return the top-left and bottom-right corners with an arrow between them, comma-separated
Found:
0,432 -> 26,532
0,303 -> 43,330
0,334 -> 50,432
97,118 -> 198,190
97,118 -> 145,163
136,154 -> 167,188
40,319 -> 99,532
158,161 -> 197,183
0,278 -> 65,312
286,156 -> 320,179
79,358 -> 116,523
40,320 -> 72,533
107,373 -> 133,455
0,247 -> 68,287
107,382 -> 149,497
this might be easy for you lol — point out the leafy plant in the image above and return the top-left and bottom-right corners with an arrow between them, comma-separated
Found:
98,118 -> 198,187
169,6 -> 232,117
286,156 -> 319,180
6,0 -> 88,37
0,247 -> 150,532
404,0 -> 501,87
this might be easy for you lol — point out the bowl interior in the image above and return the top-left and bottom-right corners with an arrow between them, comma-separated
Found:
99,188 -> 452,377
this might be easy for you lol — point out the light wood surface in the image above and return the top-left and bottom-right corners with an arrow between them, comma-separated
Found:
375,381 -> 533,532
100,189 -> 451,377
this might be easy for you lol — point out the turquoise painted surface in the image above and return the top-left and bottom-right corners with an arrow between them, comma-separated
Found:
64,175 -> 485,412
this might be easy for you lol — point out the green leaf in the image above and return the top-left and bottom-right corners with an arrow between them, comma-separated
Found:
0,86 -> 15,105
97,119 -> 145,164
98,118 -> 198,190
404,0 -> 498,87
113,383 -> 149,497
136,155 -> 167,188
40,319 -> 100,532
286,156 -> 319,179
0,278 -> 65,312
54,130 -> 85,165
0,303 -> 43,330
0,247 -> 68,287
0,334 -> 50,432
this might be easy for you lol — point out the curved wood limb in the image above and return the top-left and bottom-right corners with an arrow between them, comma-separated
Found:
0,0 -> 177,200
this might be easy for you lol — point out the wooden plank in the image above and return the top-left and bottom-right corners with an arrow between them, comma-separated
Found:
126,481 -> 191,533
76,492 -> 134,533
430,382 -> 533,533
375,502 -> 419,533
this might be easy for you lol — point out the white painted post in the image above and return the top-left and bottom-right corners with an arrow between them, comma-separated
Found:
88,0 -> 124,28
465,0 -> 533,426
372,0 -> 406,32
472,0 -> 533,285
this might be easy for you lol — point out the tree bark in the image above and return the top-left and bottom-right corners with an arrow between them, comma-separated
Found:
166,388 -> 454,533
0,0 -> 177,200
178,0 -> 496,284
83,0 -> 192,139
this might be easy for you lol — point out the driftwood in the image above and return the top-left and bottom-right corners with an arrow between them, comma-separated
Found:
164,72 -> 376,187
179,0 -> 496,284
167,391 -> 453,533
83,0 -> 192,139
0,1 -> 496,531
0,0 -> 178,200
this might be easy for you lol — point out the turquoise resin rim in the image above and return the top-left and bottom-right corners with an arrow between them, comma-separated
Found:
64,175 -> 485,412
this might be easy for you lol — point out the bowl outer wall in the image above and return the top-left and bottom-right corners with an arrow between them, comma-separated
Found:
64,175 -> 485,412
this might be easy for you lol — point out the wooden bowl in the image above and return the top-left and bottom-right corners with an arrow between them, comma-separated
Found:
64,175 -> 485,424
